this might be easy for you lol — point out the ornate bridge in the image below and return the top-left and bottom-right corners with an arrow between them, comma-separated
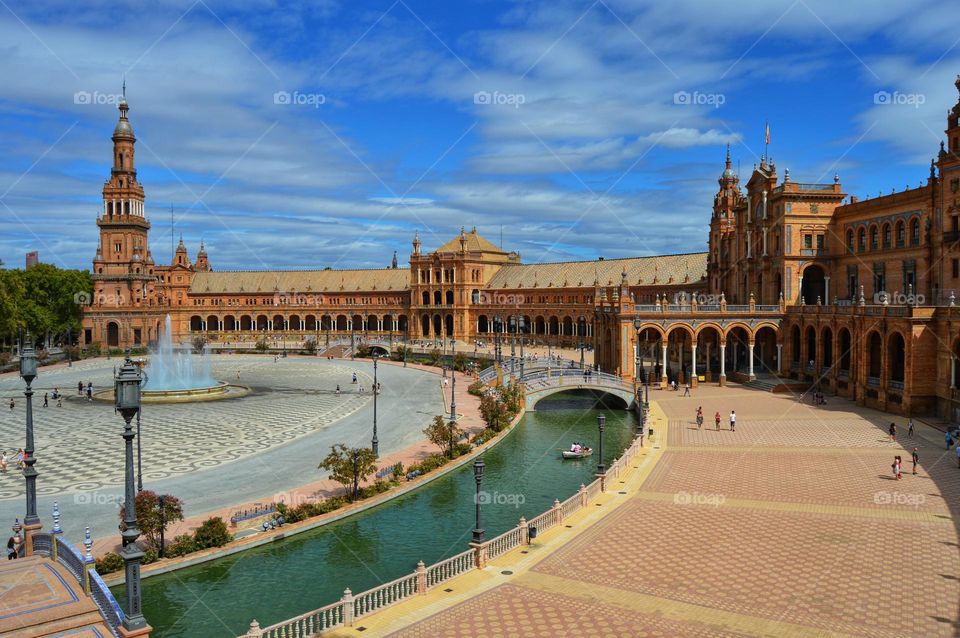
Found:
519,368 -> 636,409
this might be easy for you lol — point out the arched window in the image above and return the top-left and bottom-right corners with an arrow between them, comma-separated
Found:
858,228 -> 866,252
882,223 -> 891,248
911,218 -> 921,245
896,221 -> 905,247
846,230 -> 854,253
870,226 -> 878,250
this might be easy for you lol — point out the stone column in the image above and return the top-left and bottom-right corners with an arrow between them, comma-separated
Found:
776,343 -> 782,374
824,276 -> 830,303
661,343 -> 668,388
951,356 -> 957,390
719,343 -> 726,386
690,344 -> 698,387
748,343 -> 756,380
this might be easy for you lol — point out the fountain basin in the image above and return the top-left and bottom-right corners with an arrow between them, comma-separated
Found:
93,382 -> 251,404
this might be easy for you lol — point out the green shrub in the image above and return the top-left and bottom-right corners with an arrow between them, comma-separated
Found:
453,442 -> 473,457
355,344 -> 371,358
467,380 -> 486,397
303,340 -> 317,354
95,552 -> 125,574
86,343 -> 102,357
143,548 -> 158,565
255,338 -> 269,352
165,534 -> 197,558
193,517 -> 232,549
408,453 -> 450,475
0,352 -> 10,367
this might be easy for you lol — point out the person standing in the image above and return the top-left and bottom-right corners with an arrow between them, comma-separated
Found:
42,393 -> 48,408
714,411 -> 721,431
7,535 -> 18,560
908,419 -> 914,438
946,429 -> 953,450
7,399 -> 13,411
696,407 -> 703,429
911,447 -> 919,475
0,451 -> 7,473
889,422 -> 896,442
729,410 -> 736,432
893,455 -> 902,480
683,383 -> 691,397
78,381 -> 83,396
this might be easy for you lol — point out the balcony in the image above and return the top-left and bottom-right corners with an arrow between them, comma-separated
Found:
799,247 -> 829,256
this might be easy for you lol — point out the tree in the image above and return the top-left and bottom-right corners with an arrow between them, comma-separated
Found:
319,444 -> 378,501
423,415 -> 465,458
479,392 -> 509,432
119,490 -> 184,551
193,517 -> 232,549
191,336 -> 208,354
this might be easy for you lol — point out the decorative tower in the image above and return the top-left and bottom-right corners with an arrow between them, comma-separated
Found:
412,230 -> 421,256
173,236 -> 191,269
708,145 -> 739,295
195,241 -> 210,272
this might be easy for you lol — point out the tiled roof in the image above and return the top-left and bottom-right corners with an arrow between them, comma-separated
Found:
190,269 -> 410,294
434,228 -> 507,254
484,252 -> 708,289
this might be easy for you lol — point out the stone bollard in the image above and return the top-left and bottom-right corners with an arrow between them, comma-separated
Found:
416,560 -> 427,595
553,499 -> 563,525
246,619 -> 262,637
342,588 -> 354,626
83,527 -> 94,595
469,541 -> 489,569
519,517 -> 529,545
579,484 -> 587,508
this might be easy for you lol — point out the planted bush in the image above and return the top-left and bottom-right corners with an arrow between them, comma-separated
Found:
95,552 -> 124,574
193,517 -> 232,549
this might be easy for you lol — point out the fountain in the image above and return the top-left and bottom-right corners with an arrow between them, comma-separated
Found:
96,314 -> 249,403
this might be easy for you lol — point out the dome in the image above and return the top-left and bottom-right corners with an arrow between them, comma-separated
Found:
722,166 -> 735,179
114,118 -> 134,137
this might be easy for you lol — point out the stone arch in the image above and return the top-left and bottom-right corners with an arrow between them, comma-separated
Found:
910,216 -> 921,246
420,314 -> 430,335
869,223 -> 879,250
432,314 -> 442,336
821,325 -> 833,368
223,315 -> 237,331
548,316 -> 560,335
305,315 -> 317,331
190,315 -> 203,331
805,325 -> 817,369
867,330 -> 883,379
433,290 -> 442,305
881,222 -> 892,248
445,314 -> 454,336
754,325 -> 778,373
256,315 -> 269,330
289,314 -> 301,331
240,315 -> 253,331
421,291 -> 429,305
335,315 -> 348,331
397,315 -> 408,332
477,314 -> 489,333
887,331 -> 906,384
838,327 -> 852,373
800,264 -> 826,304
534,316 -> 546,335
352,314 -> 364,331
445,290 -> 454,305
895,219 -> 906,246
206,314 -> 218,331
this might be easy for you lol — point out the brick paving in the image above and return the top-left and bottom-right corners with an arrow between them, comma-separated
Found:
382,384 -> 960,637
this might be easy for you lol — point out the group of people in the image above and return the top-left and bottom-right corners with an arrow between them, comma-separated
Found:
892,451 -> 921,478
568,441 -> 588,454
694,406 -> 736,432
0,449 -> 25,473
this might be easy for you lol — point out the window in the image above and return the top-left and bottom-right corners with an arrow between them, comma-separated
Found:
115,242 -> 122,254
803,234 -> 812,249
896,222 -> 905,247
847,230 -> 854,253
911,219 -> 921,246
870,226 -> 879,250
858,228 -> 866,252
953,258 -> 959,279
816,235 -> 824,250
882,225 -> 891,248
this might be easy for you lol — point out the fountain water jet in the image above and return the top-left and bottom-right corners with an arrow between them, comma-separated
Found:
144,315 -> 217,391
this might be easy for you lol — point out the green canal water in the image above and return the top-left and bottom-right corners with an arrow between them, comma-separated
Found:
126,393 -> 638,637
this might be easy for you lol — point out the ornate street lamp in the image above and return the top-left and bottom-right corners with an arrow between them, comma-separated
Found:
450,365 -> 457,422
518,315 -> 526,378
114,351 -> 148,633
472,455 -> 485,543
579,315 -> 586,370
372,354 -> 380,457
19,331 -> 41,552
596,415 -> 606,475
158,495 -> 167,558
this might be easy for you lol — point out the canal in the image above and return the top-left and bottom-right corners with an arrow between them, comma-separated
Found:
126,392 -> 638,636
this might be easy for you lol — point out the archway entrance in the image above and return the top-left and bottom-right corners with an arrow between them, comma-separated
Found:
800,265 -> 826,305
107,322 -> 120,347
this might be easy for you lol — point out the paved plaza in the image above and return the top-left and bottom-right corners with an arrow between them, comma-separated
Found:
0,355 -> 445,542
339,384 -> 960,638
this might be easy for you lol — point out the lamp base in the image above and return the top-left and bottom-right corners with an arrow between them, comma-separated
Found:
118,623 -> 153,638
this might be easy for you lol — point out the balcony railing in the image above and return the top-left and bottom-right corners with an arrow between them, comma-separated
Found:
866,376 -> 880,387
800,247 -> 829,256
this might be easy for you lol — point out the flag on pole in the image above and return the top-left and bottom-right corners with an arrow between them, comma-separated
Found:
765,122 -> 770,145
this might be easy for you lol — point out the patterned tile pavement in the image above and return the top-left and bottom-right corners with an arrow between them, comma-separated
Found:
380,384 -> 960,637
0,356 -> 373,498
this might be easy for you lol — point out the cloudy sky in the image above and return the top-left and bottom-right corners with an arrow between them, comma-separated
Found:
0,0 -> 957,272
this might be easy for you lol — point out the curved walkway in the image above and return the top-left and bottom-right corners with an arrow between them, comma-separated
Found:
328,384 -> 960,638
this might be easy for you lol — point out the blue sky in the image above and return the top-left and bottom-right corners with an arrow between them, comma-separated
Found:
0,0 -> 957,272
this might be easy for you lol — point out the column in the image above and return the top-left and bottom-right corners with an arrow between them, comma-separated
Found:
690,344 -> 698,387
798,276 -> 804,303
951,356 -> 956,389
661,343 -> 668,386
748,343 -> 755,380
776,343 -> 782,373
719,343 -> 726,385
824,276 -> 830,303
747,230 -> 753,258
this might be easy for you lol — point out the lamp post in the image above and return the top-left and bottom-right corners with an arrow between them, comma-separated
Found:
19,331 -> 41,553
450,366 -> 457,422
472,455 -> 485,543
633,317 -> 642,410
158,495 -> 166,558
136,406 -> 143,493
596,415 -> 606,476
578,315 -> 585,370
372,354 -> 379,457
114,351 -> 148,633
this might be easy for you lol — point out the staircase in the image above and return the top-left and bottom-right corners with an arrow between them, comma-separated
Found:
744,373 -> 807,393
0,556 -> 115,637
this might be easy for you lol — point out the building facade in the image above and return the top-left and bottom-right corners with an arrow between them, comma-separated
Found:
82,78 -> 960,422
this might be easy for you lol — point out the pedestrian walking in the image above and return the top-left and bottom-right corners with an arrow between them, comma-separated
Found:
42,393 -> 48,408
56,396 -> 62,408
696,406 -> 703,429
86,387 -> 92,402
7,399 -> 13,411
946,430 -> 953,450
892,455 -> 902,480
15,449 -> 24,470
7,535 -> 18,560
911,447 -> 919,475
77,381 -> 83,396
714,411 -> 721,431
729,410 -> 736,432
908,419 -> 914,438
683,383 -> 691,397
957,444 -> 960,468
889,422 -> 896,442
0,451 -> 7,473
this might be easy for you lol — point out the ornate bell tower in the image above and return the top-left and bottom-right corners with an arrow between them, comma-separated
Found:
86,88 -> 158,349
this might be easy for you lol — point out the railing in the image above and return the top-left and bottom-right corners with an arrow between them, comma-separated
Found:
867,376 -> 880,387
89,570 -> 124,635
889,380 -> 905,391
726,305 -> 749,311
795,182 -> 836,191
55,536 -> 86,583
756,305 -> 779,311
838,369 -> 849,379
426,549 -> 474,587
353,572 -> 420,619
257,601 -> 345,638
244,432 -> 647,637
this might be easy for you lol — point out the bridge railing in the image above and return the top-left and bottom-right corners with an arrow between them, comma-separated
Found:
240,430 -> 648,637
